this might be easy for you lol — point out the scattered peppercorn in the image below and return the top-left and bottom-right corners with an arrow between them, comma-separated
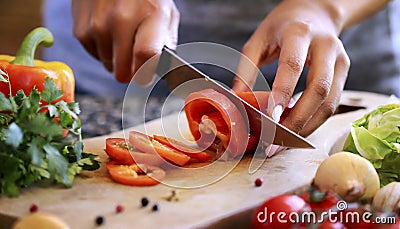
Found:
95,216 -> 104,226
254,178 -> 263,187
116,205 -> 124,213
152,204 -> 159,212
141,197 -> 149,207
29,204 -> 38,213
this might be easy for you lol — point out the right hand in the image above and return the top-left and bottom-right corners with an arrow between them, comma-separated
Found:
71,0 -> 179,83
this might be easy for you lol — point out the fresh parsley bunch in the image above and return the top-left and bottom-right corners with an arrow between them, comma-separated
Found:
0,71 -> 99,197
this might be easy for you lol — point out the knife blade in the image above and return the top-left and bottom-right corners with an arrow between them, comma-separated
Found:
156,46 -> 315,149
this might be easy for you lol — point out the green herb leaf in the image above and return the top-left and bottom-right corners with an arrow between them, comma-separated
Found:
0,77 -> 99,197
5,123 -> 23,148
41,78 -> 63,103
28,138 -> 45,166
43,144 -> 70,186
0,93 -> 12,111
20,114 -> 63,137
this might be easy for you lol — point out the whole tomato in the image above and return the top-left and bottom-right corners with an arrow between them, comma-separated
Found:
300,187 -> 340,214
252,194 -> 311,228
340,208 -> 375,229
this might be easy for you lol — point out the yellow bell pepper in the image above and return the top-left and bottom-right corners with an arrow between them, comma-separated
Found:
0,27 -> 75,102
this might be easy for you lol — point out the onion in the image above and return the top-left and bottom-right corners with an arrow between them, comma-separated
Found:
372,182 -> 400,214
314,151 -> 380,202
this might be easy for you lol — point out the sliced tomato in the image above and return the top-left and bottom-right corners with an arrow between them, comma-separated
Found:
106,161 -> 165,186
152,135 -> 212,162
105,138 -> 163,166
129,131 -> 191,166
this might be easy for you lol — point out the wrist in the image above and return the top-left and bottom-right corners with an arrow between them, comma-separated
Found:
315,0 -> 393,32
314,0 -> 346,34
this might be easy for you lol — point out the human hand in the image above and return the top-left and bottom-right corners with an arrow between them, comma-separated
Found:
232,0 -> 350,136
71,0 -> 179,83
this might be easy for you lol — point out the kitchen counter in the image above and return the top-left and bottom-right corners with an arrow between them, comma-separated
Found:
76,94 -> 178,138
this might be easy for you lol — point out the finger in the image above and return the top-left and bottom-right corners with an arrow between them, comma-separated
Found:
91,2 -> 114,71
112,13 -> 140,83
268,35 -> 310,116
132,8 -> 171,86
280,39 -> 336,133
71,0 -> 99,59
232,29 -> 277,92
299,49 -> 350,136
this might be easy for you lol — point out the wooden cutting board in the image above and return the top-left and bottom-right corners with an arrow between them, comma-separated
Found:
0,91 -> 392,229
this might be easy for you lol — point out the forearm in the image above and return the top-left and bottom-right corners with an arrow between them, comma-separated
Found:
318,0 -> 393,32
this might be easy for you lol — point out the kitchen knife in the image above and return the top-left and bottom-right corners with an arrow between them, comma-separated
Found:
156,46 -> 315,149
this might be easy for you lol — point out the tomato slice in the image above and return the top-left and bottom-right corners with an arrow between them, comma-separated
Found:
129,131 -> 191,166
152,135 -> 212,162
106,161 -> 166,186
105,138 -> 163,166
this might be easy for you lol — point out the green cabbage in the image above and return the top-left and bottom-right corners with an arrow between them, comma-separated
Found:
343,104 -> 400,186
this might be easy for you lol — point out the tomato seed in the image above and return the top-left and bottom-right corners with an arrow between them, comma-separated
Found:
29,204 -> 38,213
254,178 -> 263,187
116,205 -> 124,213
152,204 -> 159,212
141,197 -> 149,207
95,216 -> 104,226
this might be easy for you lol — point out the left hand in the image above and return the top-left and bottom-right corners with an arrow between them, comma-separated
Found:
232,0 -> 350,136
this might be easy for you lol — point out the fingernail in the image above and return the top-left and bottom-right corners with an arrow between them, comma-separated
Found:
272,105 -> 283,122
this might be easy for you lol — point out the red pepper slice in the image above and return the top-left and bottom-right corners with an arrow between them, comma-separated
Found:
105,138 -> 163,166
152,135 -> 212,162
106,161 -> 165,186
128,131 -> 191,166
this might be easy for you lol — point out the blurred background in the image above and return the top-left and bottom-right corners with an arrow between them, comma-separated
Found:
0,0 -> 43,57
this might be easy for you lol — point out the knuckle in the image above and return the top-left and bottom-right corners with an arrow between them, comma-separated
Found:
288,118 -> 306,133
338,52 -> 351,69
319,101 -> 337,118
312,78 -> 331,100
281,55 -> 304,74
286,20 -> 312,36
111,8 -> 135,24
320,35 -> 339,47
89,18 -> 107,35
273,85 -> 293,102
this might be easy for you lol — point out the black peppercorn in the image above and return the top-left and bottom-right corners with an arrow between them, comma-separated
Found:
141,197 -> 149,207
95,216 -> 104,226
152,204 -> 159,212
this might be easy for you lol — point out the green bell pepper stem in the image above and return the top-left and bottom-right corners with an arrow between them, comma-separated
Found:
11,27 -> 54,66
